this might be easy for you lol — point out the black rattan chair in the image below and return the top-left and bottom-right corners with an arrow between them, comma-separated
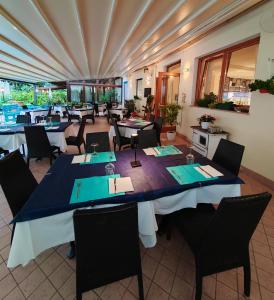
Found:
212,139 -> 245,176
24,126 -> 61,166
0,150 -> 38,242
35,115 -> 46,123
66,120 -> 86,154
73,203 -> 144,300
137,129 -> 158,148
113,120 -> 131,151
82,109 -> 95,124
94,103 -> 99,117
174,192 -> 272,300
46,115 -> 61,123
85,132 -> 110,153
16,114 -> 31,124
65,107 -> 81,122
154,117 -> 163,146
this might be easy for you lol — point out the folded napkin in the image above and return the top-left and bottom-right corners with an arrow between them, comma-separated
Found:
167,163 -> 217,185
109,177 -> 134,194
143,148 -> 158,156
70,174 -> 124,204
71,154 -> 92,164
194,165 -> 223,177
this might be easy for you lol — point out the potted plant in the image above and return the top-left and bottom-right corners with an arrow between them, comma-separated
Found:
160,103 -> 182,141
249,76 -> 274,94
198,114 -> 216,129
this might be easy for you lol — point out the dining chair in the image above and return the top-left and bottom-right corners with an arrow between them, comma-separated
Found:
0,150 -> 38,243
94,103 -> 99,117
212,138 -> 245,176
154,117 -> 163,146
65,106 -> 81,122
16,114 -> 31,124
0,147 -> 9,157
47,106 -> 52,116
113,120 -> 131,150
137,129 -> 158,148
85,132 -> 111,152
66,119 -> 86,154
24,126 -> 61,166
46,115 -> 61,123
82,109 -> 95,124
35,115 -> 45,123
173,192 -> 272,300
73,203 -> 144,300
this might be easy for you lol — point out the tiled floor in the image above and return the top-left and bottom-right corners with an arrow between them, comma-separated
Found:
1,117 -> 274,299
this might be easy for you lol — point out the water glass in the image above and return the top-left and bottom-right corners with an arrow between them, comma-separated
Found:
186,153 -> 195,165
105,163 -> 115,175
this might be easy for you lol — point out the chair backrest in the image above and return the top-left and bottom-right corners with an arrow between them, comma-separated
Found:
16,114 -> 31,124
35,115 -> 45,123
76,119 -> 86,143
0,150 -> 38,217
138,129 -> 158,148
200,192 -> 271,270
154,117 -> 163,143
212,138 -> 245,175
85,132 -> 111,152
94,103 -> 99,113
113,120 -> 122,145
149,114 -> 155,122
24,126 -> 52,158
73,202 -> 141,291
46,115 -> 61,123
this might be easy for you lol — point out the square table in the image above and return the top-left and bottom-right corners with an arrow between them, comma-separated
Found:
7,146 -> 242,267
109,118 -> 154,138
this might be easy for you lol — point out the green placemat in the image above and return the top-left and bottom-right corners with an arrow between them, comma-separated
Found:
155,145 -> 182,157
167,163 -> 217,185
81,151 -> 116,164
70,174 -> 124,204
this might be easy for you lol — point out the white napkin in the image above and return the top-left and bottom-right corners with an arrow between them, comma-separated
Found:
47,126 -> 59,130
143,148 -> 158,156
71,154 -> 91,164
194,166 -> 212,178
109,177 -> 134,194
196,165 -> 224,177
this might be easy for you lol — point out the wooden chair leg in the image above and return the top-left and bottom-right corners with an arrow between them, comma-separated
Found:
195,269 -> 203,300
244,262 -> 251,296
137,272 -> 144,300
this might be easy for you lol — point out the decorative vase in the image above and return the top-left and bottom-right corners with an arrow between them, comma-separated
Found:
201,122 -> 210,129
259,89 -> 270,94
167,131 -> 176,141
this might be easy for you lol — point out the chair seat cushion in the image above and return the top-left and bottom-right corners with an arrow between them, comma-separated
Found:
174,206 -> 215,250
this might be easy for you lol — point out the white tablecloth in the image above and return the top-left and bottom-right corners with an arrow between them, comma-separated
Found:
20,110 -> 48,123
0,124 -> 75,152
109,109 -> 127,119
7,184 -> 240,267
109,124 -> 154,138
69,109 -> 93,118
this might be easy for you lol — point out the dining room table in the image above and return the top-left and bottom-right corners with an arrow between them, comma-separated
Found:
7,145 -> 243,268
109,118 -> 154,138
68,107 -> 94,118
0,121 -> 74,152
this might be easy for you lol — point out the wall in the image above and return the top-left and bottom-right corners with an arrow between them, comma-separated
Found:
127,1 -> 274,181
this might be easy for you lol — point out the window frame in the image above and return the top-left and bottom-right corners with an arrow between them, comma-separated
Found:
195,37 -> 260,104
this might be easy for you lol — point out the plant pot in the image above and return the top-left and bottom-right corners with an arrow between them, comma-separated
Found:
166,131 -> 176,141
259,89 -> 270,93
201,122 -> 210,129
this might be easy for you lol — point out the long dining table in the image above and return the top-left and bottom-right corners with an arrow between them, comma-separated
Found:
0,122 -> 74,152
7,145 -> 242,268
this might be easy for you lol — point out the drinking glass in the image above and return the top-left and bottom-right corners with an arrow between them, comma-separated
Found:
186,143 -> 195,165
90,143 -> 98,156
105,163 -> 115,175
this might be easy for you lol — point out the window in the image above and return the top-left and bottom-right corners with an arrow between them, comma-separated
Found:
136,78 -> 143,98
196,37 -> 259,112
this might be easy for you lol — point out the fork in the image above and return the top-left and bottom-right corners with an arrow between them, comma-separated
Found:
76,182 -> 81,199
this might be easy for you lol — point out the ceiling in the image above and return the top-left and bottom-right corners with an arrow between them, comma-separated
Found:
0,0 -> 265,83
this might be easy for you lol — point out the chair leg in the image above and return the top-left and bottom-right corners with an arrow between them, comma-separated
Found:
244,262 -> 251,296
195,269 -> 203,300
22,144 -> 25,156
137,272 -> 144,300
78,146 -> 82,154
67,241 -> 75,259
76,290 -> 82,300
11,224 -> 16,245
27,157 -> 30,167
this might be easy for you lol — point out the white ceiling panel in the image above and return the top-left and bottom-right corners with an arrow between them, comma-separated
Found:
0,0 -> 266,82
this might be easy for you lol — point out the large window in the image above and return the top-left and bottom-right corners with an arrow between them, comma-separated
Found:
196,37 -> 259,112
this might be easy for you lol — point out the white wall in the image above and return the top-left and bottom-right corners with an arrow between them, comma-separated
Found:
127,1 -> 274,181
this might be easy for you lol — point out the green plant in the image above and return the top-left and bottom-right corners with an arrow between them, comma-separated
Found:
160,103 -> 182,126
198,114 -> 216,124
249,76 -> 274,94
197,92 -> 217,107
